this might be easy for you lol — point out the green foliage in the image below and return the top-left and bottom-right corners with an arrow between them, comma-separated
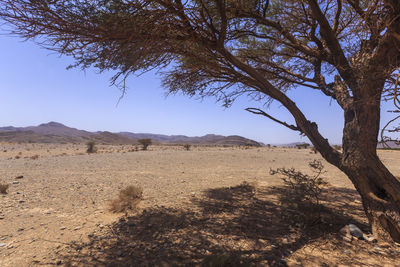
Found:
86,141 -> 97,153
138,139 -> 152,150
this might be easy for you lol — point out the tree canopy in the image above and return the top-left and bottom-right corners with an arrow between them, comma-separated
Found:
1,0 -> 400,242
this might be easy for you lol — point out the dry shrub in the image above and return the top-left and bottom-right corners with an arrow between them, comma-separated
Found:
183,144 -> 191,151
109,185 -> 143,213
270,160 -> 328,225
0,182 -> 9,194
86,141 -> 97,153
30,154 -> 39,160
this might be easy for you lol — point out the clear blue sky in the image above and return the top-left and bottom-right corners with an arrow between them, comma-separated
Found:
0,34 -> 396,144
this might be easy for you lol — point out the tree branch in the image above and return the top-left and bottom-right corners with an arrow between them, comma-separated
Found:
245,108 -> 301,132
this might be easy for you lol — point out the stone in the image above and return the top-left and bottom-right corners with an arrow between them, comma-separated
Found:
363,234 -> 377,243
339,225 -> 353,242
348,224 -> 364,239
15,176 -> 24,179
59,227 -> 66,230
12,181 -> 19,185
74,227 -> 81,231
0,243 -> 6,247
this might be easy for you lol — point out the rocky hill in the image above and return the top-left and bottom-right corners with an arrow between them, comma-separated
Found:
0,122 -> 261,146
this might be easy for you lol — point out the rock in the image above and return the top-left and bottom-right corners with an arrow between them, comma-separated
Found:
0,243 -> 6,247
56,260 -> 62,265
339,225 -> 354,242
116,250 -> 123,256
59,227 -> 66,230
15,176 -> 24,179
12,181 -> 19,185
363,234 -> 377,243
348,224 -> 364,239
18,200 -> 25,203
74,227 -> 81,231
7,245 -> 13,249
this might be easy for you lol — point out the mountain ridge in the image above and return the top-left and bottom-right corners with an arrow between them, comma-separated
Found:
0,122 -> 261,146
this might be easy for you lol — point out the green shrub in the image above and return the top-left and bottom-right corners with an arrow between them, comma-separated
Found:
86,141 -> 97,153
138,139 -> 152,150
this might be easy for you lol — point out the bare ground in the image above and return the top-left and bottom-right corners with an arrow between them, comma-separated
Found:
0,144 -> 400,266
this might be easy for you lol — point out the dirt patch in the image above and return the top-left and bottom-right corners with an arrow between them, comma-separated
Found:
0,145 -> 399,266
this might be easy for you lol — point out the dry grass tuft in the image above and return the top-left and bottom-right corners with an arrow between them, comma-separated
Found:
109,185 -> 143,213
30,154 -> 39,160
0,182 -> 10,194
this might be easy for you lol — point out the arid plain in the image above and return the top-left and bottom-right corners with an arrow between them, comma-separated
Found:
1,144 -> 400,266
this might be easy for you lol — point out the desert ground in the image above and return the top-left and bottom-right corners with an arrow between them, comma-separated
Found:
1,143 -> 400,266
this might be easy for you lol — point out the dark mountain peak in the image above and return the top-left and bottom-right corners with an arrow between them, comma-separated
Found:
39,121 -> 66,127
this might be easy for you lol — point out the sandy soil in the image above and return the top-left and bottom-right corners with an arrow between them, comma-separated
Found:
0,144 -> 400,266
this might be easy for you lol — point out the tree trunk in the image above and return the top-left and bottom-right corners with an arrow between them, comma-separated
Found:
338,96 -> 400,242
340,152 -> 400,242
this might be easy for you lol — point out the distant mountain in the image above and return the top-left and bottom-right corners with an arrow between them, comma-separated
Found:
377,141 -> 400,149
0,122 -> 261,146
0,121 -> 92,138
119,132 -> 260,146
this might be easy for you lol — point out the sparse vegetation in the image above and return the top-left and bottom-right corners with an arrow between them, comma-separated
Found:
86,141 -> 97,153
109,185 -> 143,213
183,144 -> 191,151
138,139 -> 152,151
296,143 -> 310,149
270,160 -> 328,209
0,182 -> 9,194
311,147 -> 318,154
30,154 -> 39,160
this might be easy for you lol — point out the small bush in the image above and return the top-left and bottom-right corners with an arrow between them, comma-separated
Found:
30,154 -> 39,160
109,185 -> 143,213
270,161 -> 329,226
311,147 -> 318,154
296,143 -> 310,149
0,183 -> 9,194
138,139 -> 152,150
183,144 -> 191,151
270,160 -> 327,207
86,141 -> 97,153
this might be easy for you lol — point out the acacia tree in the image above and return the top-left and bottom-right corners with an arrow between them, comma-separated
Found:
1,0 -> 400,242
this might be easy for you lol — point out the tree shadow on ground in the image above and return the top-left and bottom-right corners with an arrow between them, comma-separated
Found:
55,183 -> 390,267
